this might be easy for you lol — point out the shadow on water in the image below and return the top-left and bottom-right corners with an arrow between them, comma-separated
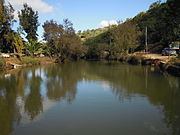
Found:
0,61 -> 179,135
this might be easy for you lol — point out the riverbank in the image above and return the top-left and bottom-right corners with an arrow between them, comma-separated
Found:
86,53 -> 180,77
0,54 -> 179,77
0,57 -> 55,70
118,54 -> 180,77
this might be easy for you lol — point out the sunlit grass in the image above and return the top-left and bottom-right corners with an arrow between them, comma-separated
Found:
21,57 -> 40,64
0,58 -> 5,67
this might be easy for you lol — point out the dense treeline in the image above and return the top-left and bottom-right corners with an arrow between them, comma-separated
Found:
43,19 -> 87,60
83,22 -> 141,59
0,0 -> 179,61
0,0 -> 40,55
0,1 -> 85,60
133,0 -> 180,51
81,0 -> 180,59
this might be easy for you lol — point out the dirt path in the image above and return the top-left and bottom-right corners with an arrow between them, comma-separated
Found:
142,54 -> 176,63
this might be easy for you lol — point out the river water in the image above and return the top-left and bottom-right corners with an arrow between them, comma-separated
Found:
0,61 -> 180,135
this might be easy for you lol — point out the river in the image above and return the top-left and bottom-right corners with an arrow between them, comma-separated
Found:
0,61 -> 180,135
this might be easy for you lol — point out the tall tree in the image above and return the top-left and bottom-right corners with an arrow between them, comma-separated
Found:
132,0 -> 180,52
0,0 -> 15,52
18,3 -> 39,42
43,20 -> 64,55
111,21 -> 141,54
166,0 -> 180,42
43,19 -> 86,59
12,33 -> 23,55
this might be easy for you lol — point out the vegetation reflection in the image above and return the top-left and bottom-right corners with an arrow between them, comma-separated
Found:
0,61 -> 180,135
24,69 -> 43,120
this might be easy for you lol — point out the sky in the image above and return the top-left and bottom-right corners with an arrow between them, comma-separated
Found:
6,0 -> 165,39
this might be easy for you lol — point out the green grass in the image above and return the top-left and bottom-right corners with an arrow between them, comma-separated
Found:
21,57 -> 40,64
0,58 -> 5,67
167,57 -> 180,66
175,58 -> 180,63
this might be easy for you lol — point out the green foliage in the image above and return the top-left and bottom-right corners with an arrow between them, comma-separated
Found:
43,19 -> 87,59
83,0 -> 180,59
37,42 -> 50,56
21,57 -> 40,64
84,22 -> 141,59
133,0 -> 180,51
43,20 -> 64,55
24,39 -> 40,56
1,0 -> 179,60
18,3 -> 39,42
78,27 -> 109,43
0,58 -> 5,67
110,22 -> 141,54
149,1 -> 161,9
0,0 -> 15,52
12,33 -> 23,55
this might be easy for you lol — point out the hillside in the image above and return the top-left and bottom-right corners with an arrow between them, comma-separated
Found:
78,0 -> 180,59
78,27 -> 109,42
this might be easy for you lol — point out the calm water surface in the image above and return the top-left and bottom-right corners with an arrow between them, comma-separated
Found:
0,61 -> 180,135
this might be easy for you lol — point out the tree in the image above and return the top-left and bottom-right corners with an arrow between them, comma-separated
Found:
84,22 -> 141,59
132,0 -> 180,52
166,0 -> 180,42
43,20 -> 64,55
111,22 -> 141,55
25,70 -> 42,120
43,19 -> 87,59
149,1 -> 161,9
18,3 -> 40,42
0,0 -> 15,52
24,39 -> 40,56
58,19 -> 86,59
12,33 -> 23,55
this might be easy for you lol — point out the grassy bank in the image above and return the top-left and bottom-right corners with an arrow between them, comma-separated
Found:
0,58 -> 5,69
20,57 -> 55,65
1,55 -> 180,77
21,57 -> 41,64
0,57 -> 55,70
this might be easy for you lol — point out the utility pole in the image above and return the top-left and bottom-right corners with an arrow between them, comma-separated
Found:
145,26 -> 148,53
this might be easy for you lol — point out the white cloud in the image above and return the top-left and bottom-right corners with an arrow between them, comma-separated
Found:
100,20 -> 118,27
6,0 -> 53,19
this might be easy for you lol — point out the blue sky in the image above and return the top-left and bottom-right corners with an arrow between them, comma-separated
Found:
8,0 -> 166,39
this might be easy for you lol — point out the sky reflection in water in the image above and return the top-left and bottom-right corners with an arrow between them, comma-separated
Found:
0,61 -> 180,135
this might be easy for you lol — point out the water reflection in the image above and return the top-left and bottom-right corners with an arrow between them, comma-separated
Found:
45,63 -> 81,103
0,72 -> 21,135
0,61 -> 179,135
24,69 -> 43,120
